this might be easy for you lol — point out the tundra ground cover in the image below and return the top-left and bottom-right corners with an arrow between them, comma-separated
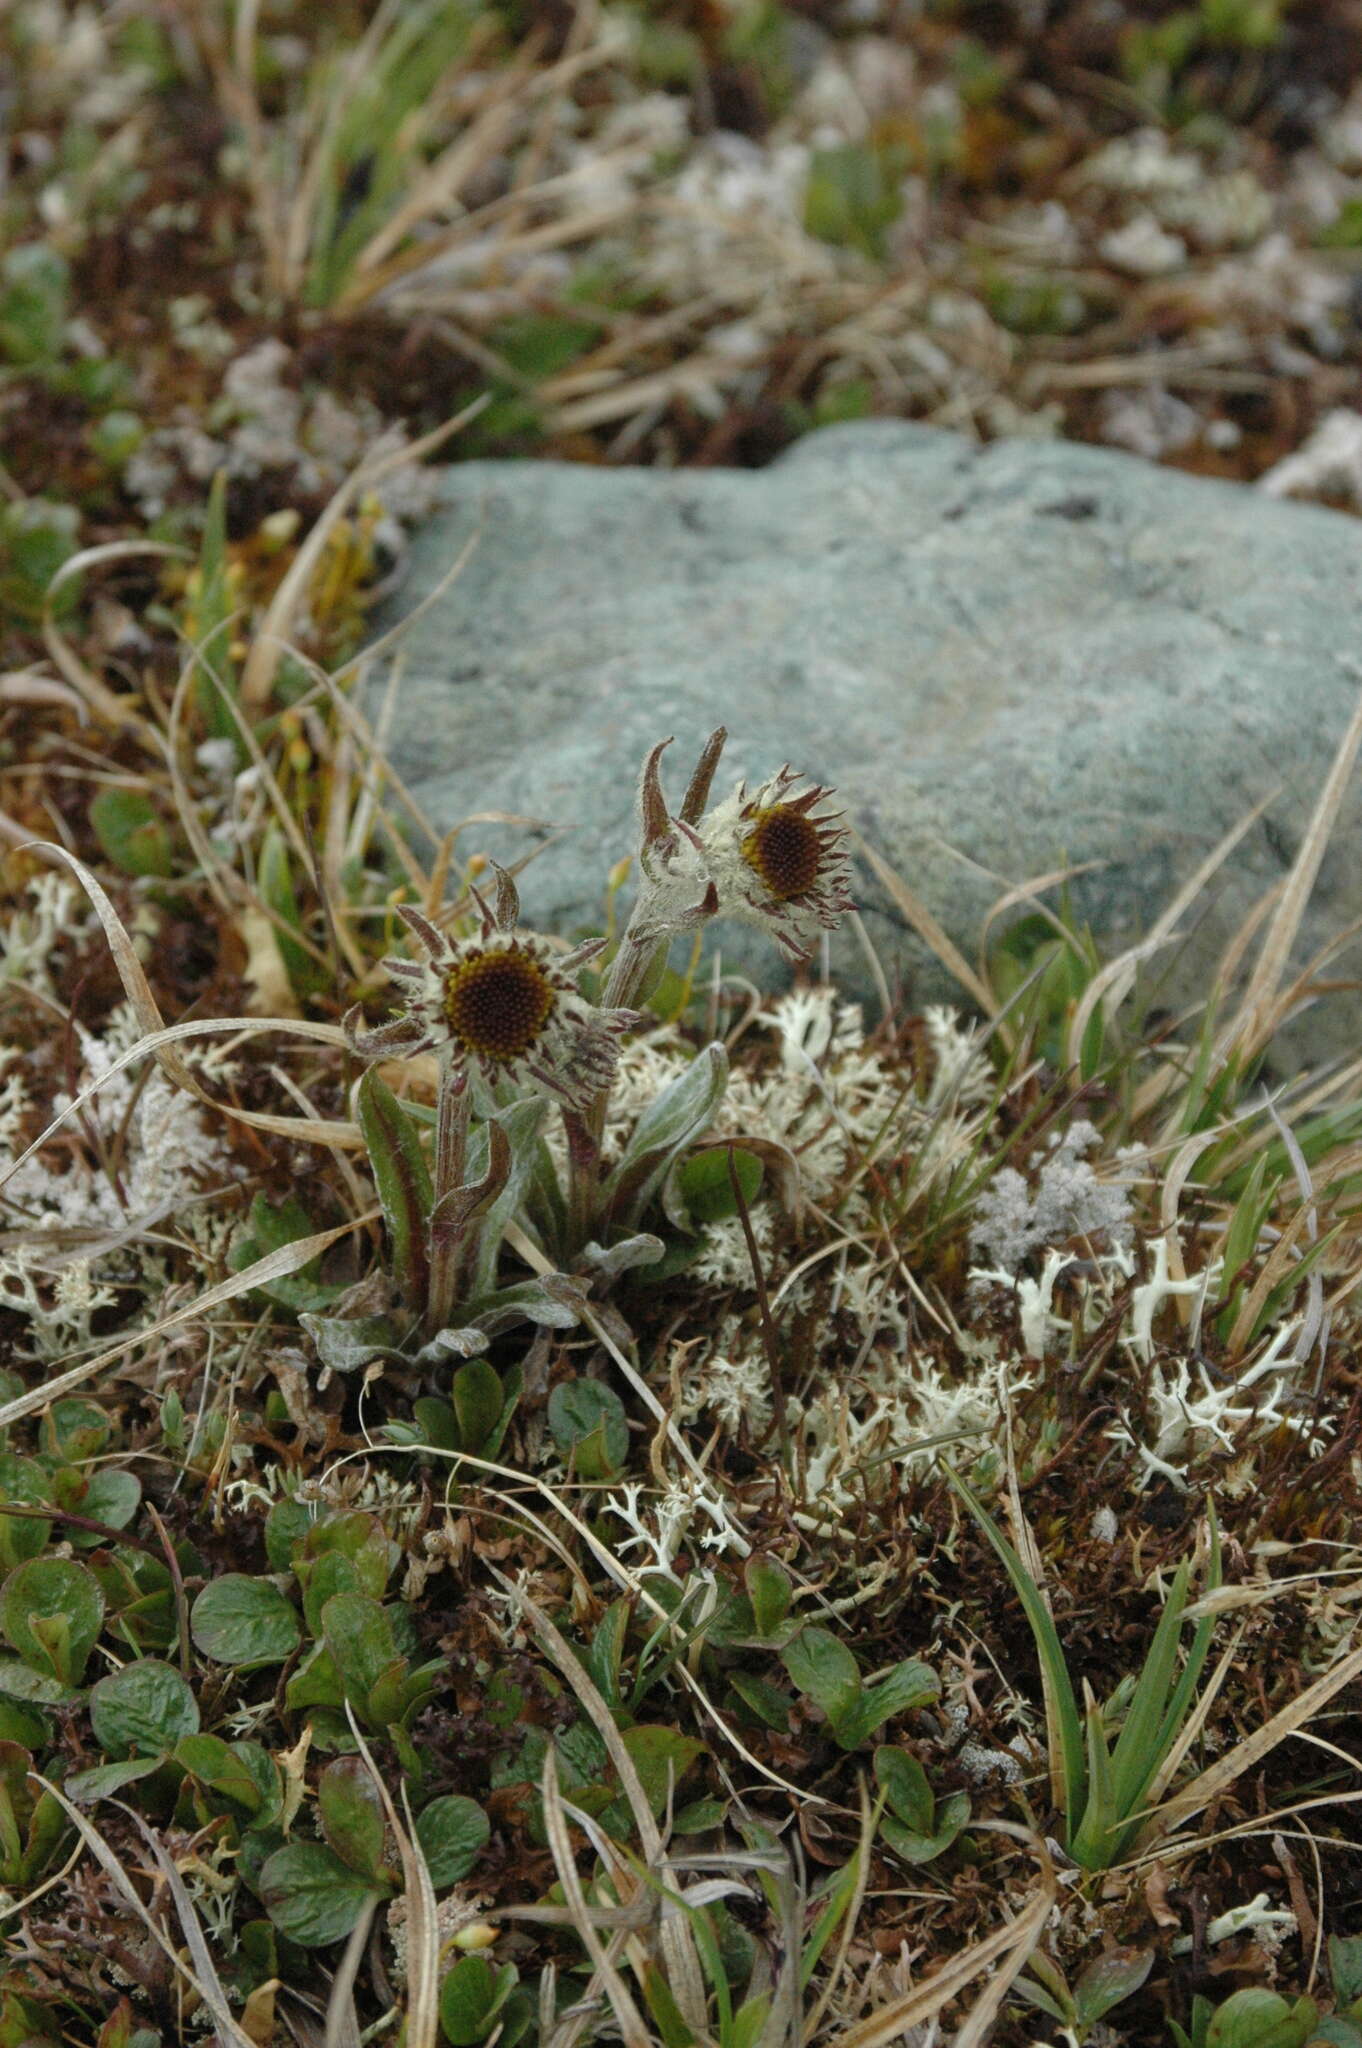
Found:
5,4 -> 1362,2045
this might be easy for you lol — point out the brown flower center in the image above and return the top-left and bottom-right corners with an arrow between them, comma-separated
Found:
741,806 -> 824,902
442,946 -> 556,1060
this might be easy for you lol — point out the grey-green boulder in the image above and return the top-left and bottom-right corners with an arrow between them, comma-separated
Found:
366,420 -> 1362,1066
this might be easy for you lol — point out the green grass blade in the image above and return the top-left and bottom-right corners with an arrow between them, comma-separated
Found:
1110,1507 -> 1223,1861
942,1467 -> 1086,1839
1105,1558 -> 1191,1822
1070,1688 -> 1119,1869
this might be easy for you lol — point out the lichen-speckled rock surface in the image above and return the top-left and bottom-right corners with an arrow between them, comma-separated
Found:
366,420 -> 1362,1064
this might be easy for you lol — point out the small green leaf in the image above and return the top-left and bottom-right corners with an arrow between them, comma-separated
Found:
259,820 -> 327,1000
641,1961 -> 697,2048
0,1656 -> 74,1705
730,1995 -> 772,2048
0,1456 -> 52,1569
259,1840 -> 383,1946
90,1659 -> 199,1757
1332,1936 -> 1362,2008
415,1795 -> 490,1888
191,469 -> 238,743
547,1379 -> 628,1479
284,1642 -> 345,1715
1206,1989 -> 1319,2048
744,1556 -> 792,1639
89,788 -> 174,879
357,1068 -> 433,1309
675,1145 -> 764,1223
831,1657 -> 939,1751
265,1497 -> 314,1574
619,1726 -> 705,1817
451,1359 -> 504,1453
728,1673 -> 794,1731
585,1599 -> 629,1709
1073,1947 -> 1154,2028
191,1575 -> 301,1669
74,1469 -> 142,1540
439,1955 -> 518,2046
804,141 -> 904,260
229,1193 -> 345,1314
880,1797 -> 970,1866
319,1757 -> 388,1880
0,243 -> 69,365
781,1627 -> 860,1725
321,1591 -> 400,1715
605,1042 -> 729,1227
300,1312 -> 405,1373
1,1558 -> 104,1688
873,1747 -> 933,1832
41,1399 -> 111,1464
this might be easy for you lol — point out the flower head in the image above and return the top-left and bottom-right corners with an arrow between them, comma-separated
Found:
345,867 -> 637,1110
697,766 -> 853,961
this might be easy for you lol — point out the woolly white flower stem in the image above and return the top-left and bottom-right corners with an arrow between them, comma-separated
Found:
426,1054 -> 471,1335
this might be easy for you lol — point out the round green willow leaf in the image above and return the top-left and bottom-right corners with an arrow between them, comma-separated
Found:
90,1658 -> 199,1757
0,1556 -> 104,1687
191,1574 -> 302,1668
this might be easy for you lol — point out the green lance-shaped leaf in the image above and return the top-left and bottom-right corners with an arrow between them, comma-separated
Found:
943,1466 -> 1086,1844
831,1657 -> 939,1752
259,821 -> 328,1001
357,1068 -> 434,1310
603,1042 -> 729,1228
192,469 -> 239,744
430,1116 -> 511,1251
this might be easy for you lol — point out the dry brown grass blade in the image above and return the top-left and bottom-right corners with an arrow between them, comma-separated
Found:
240,405 -> 486,712
1140,1633 -> 1362,1851
801,1782 -> 877,2043
0,1209 -> 375,1433
1064,792 -> 1276,1074
541,1747 -> 654,2048
1220,676 -> 1362,1063
951,1876 -> 1052,2048
339,38 -> 553,292
851,829 -> 998,1020
1225,1138 -> 1362,1353
826,1867 -> 1057,2048
346,1713 -> 439,2048
20,836 -> 362,1146
0,1008 -> 357,1188
36,1780 -> 257,2048
976,858 -> 1105,965
501,1220 -> 749,1546
124,1804 -> 265,2048
324,1895 -> 374,2048
24,838 -> 196,1088
42,540 -> 190,741
515,1584 -> 707,2030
